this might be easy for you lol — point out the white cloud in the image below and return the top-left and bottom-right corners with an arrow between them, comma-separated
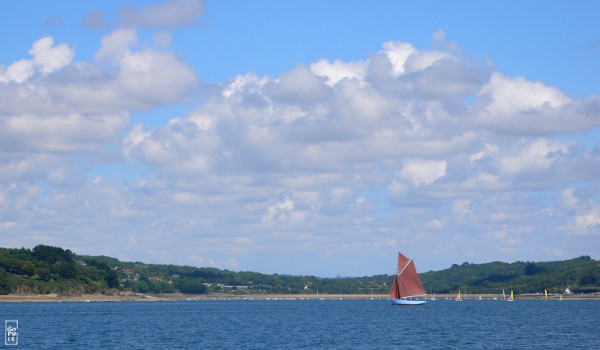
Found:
574,209 -> 600,233
2,30 -> 600,276
381,41 -> 416,76
262,197 -> 295,224
404,49 -> 455,74
0,31 -> 198,117
470,143 -> 499,163
266,64 -> 331,104
222,73 -> 268,99
122,124 -> 151,159
560,188 -> 578,209
93,29 -> 198,106
1,113 -> 128,153
0,37 -> 74,84
310,58 -> 367,86
30,37 -> 74,75
497,138 -> 574,176
457,172 -> 503,192
399,160 -> 447,187
381,40 -> 455,77
95,29 -> 138,64
480,73 -> 569,116
0,59 -> 35,84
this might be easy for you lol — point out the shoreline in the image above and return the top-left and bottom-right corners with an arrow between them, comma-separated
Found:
0,293 -> 388,303
1,292 -> 599,302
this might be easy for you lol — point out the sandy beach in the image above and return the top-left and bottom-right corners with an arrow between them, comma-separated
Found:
0,292 -> 387,302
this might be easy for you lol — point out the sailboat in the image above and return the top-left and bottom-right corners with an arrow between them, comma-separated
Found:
544,289 -> 548,301
502,289 -> 506,301
431,292 -> 436,301
508,290 -> 514,302
389,251 -> 427,305
455,290 -> 462,301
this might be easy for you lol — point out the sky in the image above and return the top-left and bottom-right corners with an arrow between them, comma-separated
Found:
1,0 -> 600,277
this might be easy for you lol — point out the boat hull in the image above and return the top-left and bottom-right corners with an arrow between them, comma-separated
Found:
390,298 -> 426,306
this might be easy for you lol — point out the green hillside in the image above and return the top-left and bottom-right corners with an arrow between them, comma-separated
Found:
419,256 -> 600,294
1,245 -> 598,296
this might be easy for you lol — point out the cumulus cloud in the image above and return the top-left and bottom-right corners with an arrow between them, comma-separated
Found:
0,113 -> 128,153
475,73 -> 600,135
497,138 -> 574,176
0,30 -> 198,116
2,31 -> 600,275
480,72 -> 569,115
116,37 -> 600,270
382,41 -> 417,76
310,58 -> 367,86
266,64 -> 331,104
0,28 -> 198,209
0,37 -> 74,84
399,160 -> 447,187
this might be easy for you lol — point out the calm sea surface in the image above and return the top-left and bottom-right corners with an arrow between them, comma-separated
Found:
1,299 -> 599,349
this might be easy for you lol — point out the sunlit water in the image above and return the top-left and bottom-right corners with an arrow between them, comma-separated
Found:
2,299 -> 599,349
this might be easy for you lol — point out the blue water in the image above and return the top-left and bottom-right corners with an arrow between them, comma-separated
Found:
1,299 -> 599,349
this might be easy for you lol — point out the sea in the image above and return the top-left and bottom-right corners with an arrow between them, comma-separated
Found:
1,298 -> 599,349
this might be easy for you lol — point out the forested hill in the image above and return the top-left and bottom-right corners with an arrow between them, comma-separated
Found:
1,245 -> 598,295
419,256 -> 600,294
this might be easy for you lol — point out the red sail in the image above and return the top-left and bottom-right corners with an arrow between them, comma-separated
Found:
399,260 -> 426,298
390,251 -> 427,299
390,275 -> 400,299
396,252 -> 411,273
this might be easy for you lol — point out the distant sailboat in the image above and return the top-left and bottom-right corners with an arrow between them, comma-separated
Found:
431,292 -> 436,301
544,289 -> 548,301
478,295 -> 482,301
560,294 -> 563,301
455,290 -> 462,301
508,290 -> 514,302
502,289 -> 506,301
389,251 -> 427,305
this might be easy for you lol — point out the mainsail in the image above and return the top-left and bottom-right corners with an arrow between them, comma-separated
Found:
389,252 -> 427,299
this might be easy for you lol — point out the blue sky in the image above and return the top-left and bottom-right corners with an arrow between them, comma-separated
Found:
1,0 -> 599,277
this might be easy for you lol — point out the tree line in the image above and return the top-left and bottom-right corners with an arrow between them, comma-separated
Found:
419,256 -> 600,294
1,245 -> 598,295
